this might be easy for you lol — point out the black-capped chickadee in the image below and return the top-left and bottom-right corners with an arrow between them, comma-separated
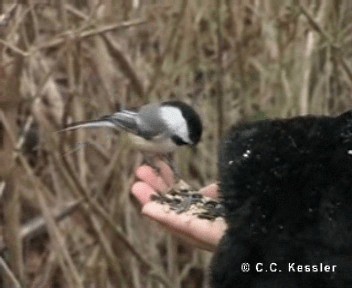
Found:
61,100 -> 202,171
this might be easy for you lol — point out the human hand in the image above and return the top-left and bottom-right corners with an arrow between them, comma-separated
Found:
131,160 -> 227,251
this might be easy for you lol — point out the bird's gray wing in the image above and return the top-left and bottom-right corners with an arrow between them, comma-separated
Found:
103,110 -> 139,133
136,104 -> 168,139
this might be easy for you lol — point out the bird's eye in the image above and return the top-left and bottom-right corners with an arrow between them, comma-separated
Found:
171,135 -> 188,146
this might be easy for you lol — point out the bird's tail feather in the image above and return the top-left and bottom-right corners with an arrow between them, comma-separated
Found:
58,111 -> 138,134
58,120 -> 116,133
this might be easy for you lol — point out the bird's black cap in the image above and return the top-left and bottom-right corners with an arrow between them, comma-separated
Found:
162,100 -> 203,145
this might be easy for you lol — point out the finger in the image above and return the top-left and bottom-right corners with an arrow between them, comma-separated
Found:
153,159 -> 175,187
131,181 -> 156,205
199,183 -> 219,199
135,165 -> 170,193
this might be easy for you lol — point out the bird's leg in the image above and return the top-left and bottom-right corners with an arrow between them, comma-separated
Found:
141,153 -> 161,174
141,153 -> 181,190
165,152 -> 181,183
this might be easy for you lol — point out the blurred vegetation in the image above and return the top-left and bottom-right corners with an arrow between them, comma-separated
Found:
0,0 -> 351,287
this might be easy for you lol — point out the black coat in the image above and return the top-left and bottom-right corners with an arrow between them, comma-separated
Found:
211,111 -> 352,288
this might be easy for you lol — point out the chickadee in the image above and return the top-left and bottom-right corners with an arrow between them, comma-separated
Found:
61,100 -> 202,170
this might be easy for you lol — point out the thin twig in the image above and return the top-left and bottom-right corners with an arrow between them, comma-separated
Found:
35,19 -> 146,51
0,200 -> 82,252
55,152 -> 172,287
0,3 -> 18,27
298,2 -> 352,84
0,38 -> 28,56
216,0 -> 224,138
0,112 -> 84,288
146,0 -> 187,96
298,3 -> 334,45
0,257 -> 22,288
102,34 -> 145,98
0,19 -> 145,57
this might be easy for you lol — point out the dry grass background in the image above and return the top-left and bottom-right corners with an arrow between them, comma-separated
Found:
0,0 -> 351,287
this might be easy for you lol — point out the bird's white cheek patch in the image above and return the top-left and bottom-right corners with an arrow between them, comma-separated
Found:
159,106 -> 191,143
